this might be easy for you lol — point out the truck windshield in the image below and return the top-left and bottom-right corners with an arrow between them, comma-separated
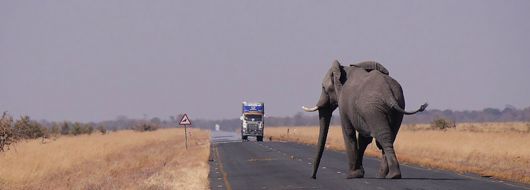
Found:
245,115 -> 262,121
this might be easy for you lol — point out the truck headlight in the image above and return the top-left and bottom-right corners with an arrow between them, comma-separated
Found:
243,123 -> 247,128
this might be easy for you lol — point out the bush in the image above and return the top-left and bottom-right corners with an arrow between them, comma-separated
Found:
431,118 -> 456,130
87,125 -> 94,134
14,116 -> 31,138
0,112 -> 18,152
71,122 -> 83,136
81,124 -> 94,135
61,122 -> 70,135
133,123 -> 159,132
14,116 -> 46,139
50,123 -> 61,138
97,125 -> 107,135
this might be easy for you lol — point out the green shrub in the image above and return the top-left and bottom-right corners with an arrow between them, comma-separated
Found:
0,112 -> 18,152
14,116 -> 46,139
71,122 -> 83,136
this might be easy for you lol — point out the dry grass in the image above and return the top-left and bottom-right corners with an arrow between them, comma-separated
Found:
266,122 -> 530,184
0,128 -> 210,190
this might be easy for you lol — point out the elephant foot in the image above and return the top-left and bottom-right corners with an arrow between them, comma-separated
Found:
376,169 -> 389,178
386,172 -> 402,179
345,169 -> 365,179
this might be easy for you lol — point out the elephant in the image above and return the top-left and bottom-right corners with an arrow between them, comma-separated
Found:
302,60 -> 428,179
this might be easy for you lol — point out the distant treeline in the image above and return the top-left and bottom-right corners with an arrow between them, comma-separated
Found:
403,106 -> 530,124
3,106 -> 529,134
192,106 -> 530,131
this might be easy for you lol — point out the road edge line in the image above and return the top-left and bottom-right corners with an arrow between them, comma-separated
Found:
215,144 -> 233,190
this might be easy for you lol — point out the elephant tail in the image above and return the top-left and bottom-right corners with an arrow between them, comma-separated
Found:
391,102 -> 429,115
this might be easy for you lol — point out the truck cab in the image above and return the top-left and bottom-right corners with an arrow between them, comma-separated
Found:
240,102 -> 264,142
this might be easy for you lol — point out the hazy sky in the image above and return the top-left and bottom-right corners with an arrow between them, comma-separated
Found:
2,1 -> 530,122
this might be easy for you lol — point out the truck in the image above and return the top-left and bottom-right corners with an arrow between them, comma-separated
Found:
240,102 -> 264,142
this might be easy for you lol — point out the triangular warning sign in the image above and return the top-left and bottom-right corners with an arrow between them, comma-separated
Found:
179,114 -> 192,125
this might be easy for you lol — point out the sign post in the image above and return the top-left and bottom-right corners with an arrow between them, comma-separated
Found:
178,114 -> 192,150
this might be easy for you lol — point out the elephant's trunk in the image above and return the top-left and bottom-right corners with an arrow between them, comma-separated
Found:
311,107 -> 332,179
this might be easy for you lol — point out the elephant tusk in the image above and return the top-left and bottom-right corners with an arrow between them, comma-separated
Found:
302,106 -> 319,112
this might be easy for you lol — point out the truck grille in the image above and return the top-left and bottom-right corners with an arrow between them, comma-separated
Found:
247,124 -> 258,131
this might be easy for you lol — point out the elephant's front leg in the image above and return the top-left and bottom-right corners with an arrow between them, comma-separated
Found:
341,119 -> 364,178
357,135 -> 372,170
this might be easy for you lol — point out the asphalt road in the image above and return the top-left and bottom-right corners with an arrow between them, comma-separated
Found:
209,130 -> 529,190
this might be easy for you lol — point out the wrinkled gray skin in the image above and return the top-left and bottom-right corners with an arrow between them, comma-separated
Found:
304,60 -> 428,179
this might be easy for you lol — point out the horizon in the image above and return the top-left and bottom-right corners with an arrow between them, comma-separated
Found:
5,105 -> 529,123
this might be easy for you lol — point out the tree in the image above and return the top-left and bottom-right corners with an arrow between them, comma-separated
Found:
61,122 -> 70,135
0,112 -> 18,152
50,122 -> 61,138
82,124 -> 94,135
14,116 -> 32,139
71,122 -> 82,136
150,117 -> 162,125
28,121 -> 45,139
14,116 -> 45,139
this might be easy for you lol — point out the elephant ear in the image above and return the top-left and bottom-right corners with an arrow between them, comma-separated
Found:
331,60 -> 344,92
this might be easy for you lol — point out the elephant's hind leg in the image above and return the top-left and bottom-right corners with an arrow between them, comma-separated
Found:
375,141 -> 389,178
376,136 -> 401,179
383,148 -> 401,179
369,116 -> 402,179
